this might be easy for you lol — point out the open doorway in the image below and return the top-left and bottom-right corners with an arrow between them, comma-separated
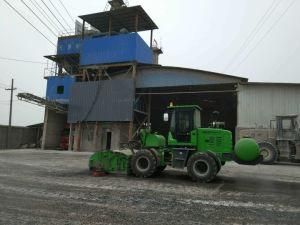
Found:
137,84 -> 238,142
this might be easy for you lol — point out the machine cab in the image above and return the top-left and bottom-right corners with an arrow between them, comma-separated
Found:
165,105 -> 201,144
275,115 -> 299,141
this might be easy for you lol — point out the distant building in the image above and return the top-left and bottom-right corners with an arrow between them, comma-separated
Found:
39,2 -> 300,152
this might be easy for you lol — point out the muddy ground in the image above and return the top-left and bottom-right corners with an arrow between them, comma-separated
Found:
0,149 -> 299,225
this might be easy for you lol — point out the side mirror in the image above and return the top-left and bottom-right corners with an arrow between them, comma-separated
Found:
163,113 -> 169,122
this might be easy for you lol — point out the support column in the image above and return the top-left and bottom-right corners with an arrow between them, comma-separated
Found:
128,64 -> 137,141
108,16 -> 112,36
81,20 -> 85,39
93,122 -> 99,151
150,29 -> 153,48
68,123 -> 73,151
135,14 -> 139,32
147,94 -> 151,127
74,123 -> 82,151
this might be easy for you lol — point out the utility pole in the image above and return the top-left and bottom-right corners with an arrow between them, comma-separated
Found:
5,79 -> 17,149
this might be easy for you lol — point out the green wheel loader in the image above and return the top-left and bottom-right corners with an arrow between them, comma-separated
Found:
89,105 -> 262,182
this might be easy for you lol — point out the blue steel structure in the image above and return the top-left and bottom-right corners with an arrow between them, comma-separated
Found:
80,33 -> 153,66
46,76 -> 75,104
45,4 -> 158,106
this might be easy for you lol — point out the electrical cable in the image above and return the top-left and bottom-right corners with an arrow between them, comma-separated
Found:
20,0 -> 57,37
224,0 -> 281,72
2,0 -> 56,47
0,56 -> 46,65
28,0 -> 61,33
40,0 -> 69,33
57,0 -> 74,23
48,0 -> 72,30
231,0 -> 297,72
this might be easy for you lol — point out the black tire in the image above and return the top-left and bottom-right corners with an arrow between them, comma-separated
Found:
258,142 -> 278,165
187,153 -> 218,183
206,151 -> 222,174
131,149 -> 157,178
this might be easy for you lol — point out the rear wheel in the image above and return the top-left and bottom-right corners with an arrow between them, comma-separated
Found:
258,142 -> 278,165
131,150 -> 157,178
187,153 -> 218,183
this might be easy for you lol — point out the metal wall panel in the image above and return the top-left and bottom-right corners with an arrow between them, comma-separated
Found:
68,79 -> 134,123
238,84 -> 300,128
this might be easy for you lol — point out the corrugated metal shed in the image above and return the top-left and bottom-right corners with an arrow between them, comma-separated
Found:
68,79 -> 134,123
135,66 -> 247,88
237,83 -> 300,128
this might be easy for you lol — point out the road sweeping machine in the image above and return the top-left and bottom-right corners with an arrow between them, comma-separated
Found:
89,105 -> 262,182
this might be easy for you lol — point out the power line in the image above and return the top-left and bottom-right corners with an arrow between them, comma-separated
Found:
2,0 -> 56,47
0,56 -> 46,65
41,0 -> 69,33
48,0 -> 72,30
231,0 -> 297,73
20,0 -> 57,37
28,0 -> 62,33
224,0 -> 281,72
57,0 -> 74,24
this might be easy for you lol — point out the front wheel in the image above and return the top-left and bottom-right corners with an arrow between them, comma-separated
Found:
131,150 -> 157,178
258,142 -> 278,165
187,153 -> 218,183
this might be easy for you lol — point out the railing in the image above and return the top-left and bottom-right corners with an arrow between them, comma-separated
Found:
43,60 -> 58,78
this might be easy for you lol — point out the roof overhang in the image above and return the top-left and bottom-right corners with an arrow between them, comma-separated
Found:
79,5 -> 158,33
44,54 -> 80,65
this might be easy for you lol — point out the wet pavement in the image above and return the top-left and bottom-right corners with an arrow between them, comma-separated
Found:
0,149 -> 299,225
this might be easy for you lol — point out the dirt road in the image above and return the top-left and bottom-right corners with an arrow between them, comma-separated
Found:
0,149 -> 299,225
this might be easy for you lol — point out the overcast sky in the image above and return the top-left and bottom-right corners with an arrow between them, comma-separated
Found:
0,0 -> 299,126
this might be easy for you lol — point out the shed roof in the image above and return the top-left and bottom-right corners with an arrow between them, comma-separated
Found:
79,6 -> 158,33
135,65 -> 248,88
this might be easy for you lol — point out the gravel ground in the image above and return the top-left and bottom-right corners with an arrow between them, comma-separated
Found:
0,149 -> 299,225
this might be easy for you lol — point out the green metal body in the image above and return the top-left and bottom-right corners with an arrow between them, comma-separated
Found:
89,150 -> 131,174
234,138 -> 260,162
89,105 -> 260,174
140,129 -> 166,148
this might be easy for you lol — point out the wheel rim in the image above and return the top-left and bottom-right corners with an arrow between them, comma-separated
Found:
260,148 -> 270,160
136,156 -> 150,172
193,160 -> 209,177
